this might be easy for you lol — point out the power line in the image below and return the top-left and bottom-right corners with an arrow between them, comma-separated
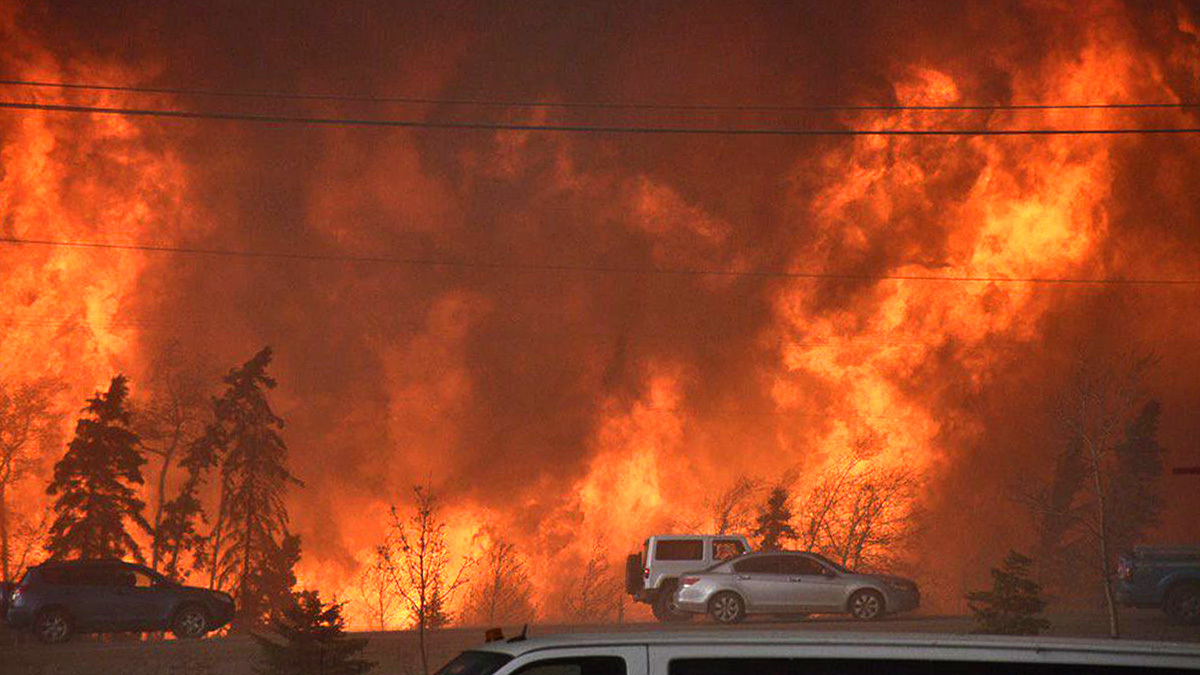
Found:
2,101 -> 1200,136
2,78 -> 1198,113
4,236 -> 1199,287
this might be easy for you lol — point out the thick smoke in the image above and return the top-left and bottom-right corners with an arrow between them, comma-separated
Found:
2,0 -> 1199,619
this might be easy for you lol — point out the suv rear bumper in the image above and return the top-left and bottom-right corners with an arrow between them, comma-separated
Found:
631,589 -> 661,604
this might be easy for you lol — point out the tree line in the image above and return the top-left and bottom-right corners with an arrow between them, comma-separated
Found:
0,344 -> 1172,652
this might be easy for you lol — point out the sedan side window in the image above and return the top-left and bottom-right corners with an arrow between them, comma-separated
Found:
778,556 -> 825,576
732,556 -> 781,574
512,656 -> 626,675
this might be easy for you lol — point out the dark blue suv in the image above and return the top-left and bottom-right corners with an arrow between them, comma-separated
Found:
4,559 -> 235,643
1116,545 -> 1200,625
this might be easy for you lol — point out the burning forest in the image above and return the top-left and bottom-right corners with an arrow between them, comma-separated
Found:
2,0 -> 1199,635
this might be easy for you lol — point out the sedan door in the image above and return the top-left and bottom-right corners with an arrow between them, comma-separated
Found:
730,555 -> 792,612
777,555 -> 845,611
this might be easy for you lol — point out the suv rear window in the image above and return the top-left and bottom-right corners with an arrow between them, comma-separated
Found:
654,540 -> 704,561
712,539 -> 746,561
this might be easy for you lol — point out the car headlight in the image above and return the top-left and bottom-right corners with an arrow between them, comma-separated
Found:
883,579 -> 915,592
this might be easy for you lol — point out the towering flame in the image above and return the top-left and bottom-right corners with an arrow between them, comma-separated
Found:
2,0 -> 1199,626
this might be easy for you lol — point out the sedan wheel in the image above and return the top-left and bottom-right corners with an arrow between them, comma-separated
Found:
709,592 -> 745,624
35,609 -> 71,644
172,605 -> 209,639
849,590 -> 885,621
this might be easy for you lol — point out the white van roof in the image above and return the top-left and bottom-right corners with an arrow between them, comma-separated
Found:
472,630 -> 1200,668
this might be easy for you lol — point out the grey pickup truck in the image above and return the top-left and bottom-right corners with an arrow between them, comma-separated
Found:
1116,544 -> 1200,624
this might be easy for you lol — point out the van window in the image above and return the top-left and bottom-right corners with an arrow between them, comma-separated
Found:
711,539 -> 746,561
654,540 -> 704,561
668,659 -> 1194,675
434,651 -> 513,675
512,656 -> 626,675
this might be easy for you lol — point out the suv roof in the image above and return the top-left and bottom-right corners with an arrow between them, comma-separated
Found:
469,631 -> 1200,666
36,558 -> 138,569
649,534 -> 748,539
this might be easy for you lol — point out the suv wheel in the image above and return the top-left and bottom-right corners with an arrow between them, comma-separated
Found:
651,583 -> 693,622
1164,584 -> 1200,625
709,592 -> 746,624
35,608 -> 72,644
849,590 -> 885,621
172,604 -> 209,639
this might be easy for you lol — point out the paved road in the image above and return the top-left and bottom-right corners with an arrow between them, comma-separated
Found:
2,611 -> 1197,675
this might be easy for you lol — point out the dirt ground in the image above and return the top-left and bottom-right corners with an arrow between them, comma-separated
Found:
2,610 -> 1197,675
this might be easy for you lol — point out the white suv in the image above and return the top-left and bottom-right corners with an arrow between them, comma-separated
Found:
624,534 -> 751,622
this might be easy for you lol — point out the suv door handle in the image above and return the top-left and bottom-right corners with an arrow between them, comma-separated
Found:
736,575 -> 751,580
788,577 -> 804,582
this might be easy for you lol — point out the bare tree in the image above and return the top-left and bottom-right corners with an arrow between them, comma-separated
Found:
708,476 -> 764,534
1024,350 -> 1157,639
819,462 -> 920,570
380,485 -> 473,675
0,378 -> 60,585
7,507 -> 51,582
132,344 -> 209,575
460,533 -> 536,626
797,434 -> 921,571
355,545 -> 397,631
561,540 -> 621,623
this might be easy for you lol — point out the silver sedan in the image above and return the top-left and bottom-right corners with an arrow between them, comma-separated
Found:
673,551 -> 919,623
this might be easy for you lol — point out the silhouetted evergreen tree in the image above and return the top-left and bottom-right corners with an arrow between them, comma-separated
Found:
253,590 -> 375,675
45,375 -> 149,561
967,550 -> 1051,635
753,486 -> 798,551
425,583 -> 450,629
1110,400 -> 1166,554
200,347 -> 302,627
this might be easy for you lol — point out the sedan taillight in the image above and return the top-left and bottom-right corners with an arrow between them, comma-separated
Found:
680,576 -> 700,587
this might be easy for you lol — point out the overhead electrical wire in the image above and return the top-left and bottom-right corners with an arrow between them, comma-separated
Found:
2,101 -> 1199,136
2,78 -> 1198,112
3,236 -> 1198,287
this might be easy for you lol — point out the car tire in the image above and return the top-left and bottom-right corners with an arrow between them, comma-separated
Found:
651,583 -> 693,623
848,589 -> 885,621
1164,583 -> 1200,625
34,608 -> 72,644
709,591 -> 746,624
171,604 -> 209,639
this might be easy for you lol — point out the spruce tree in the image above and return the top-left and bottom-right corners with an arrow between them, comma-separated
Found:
201,347 -> 302,627
966,550 -> 1051,635
45,375 -> 149,561
753,486 -> 799,551
253,590 -> 375,675
1110,400 -> 1166,555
